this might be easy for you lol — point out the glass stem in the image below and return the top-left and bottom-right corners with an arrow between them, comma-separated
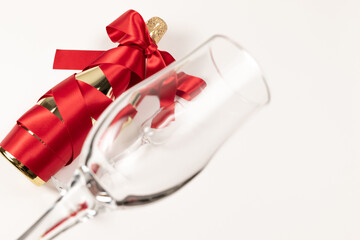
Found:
17,170 -> 104,240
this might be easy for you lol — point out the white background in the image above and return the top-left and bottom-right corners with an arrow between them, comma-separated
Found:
0,0 -> 359,239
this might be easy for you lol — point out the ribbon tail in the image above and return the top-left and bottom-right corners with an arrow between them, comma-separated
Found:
53,50 -> 106,70
146,50 -> 174,78
159,50 -> 176,65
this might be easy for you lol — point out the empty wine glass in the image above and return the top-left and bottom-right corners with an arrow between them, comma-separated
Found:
18,35 -> 270,240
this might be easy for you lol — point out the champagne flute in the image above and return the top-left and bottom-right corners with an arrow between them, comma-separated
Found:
18,35 -> 270,240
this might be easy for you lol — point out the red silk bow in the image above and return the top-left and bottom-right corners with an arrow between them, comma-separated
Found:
1,10 -> 175,182
53,9 -> 175,90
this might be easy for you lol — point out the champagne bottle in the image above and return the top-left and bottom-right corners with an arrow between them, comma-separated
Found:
0,16 -> 168,186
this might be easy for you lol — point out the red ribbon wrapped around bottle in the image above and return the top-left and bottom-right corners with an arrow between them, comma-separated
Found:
0,10 -> 176,185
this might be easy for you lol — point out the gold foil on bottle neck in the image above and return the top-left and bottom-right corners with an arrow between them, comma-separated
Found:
38,97 -> 64,121
75,66 -> 115,101
146,17 -> 168,44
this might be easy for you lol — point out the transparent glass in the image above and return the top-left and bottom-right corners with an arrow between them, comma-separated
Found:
17,35 -> 270,239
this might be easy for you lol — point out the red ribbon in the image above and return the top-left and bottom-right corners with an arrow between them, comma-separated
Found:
53,10 -> 175,79
109,71 -> 207,133
1,10 -> 176,182
143,71 -> 207,129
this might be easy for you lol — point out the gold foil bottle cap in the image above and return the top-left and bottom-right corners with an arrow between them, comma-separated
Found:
146,17 -> 168,44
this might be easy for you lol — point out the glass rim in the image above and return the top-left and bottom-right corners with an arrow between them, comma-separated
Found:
207,34 -> 271,106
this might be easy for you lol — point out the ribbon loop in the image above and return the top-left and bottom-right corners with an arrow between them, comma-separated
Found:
106,9 -> 150,47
